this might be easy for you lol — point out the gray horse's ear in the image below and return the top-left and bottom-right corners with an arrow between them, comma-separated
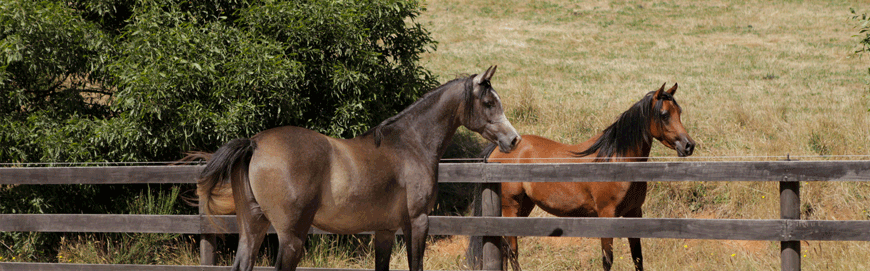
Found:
483,65 -> 497,81
654,82 -> 667,98
667,82 -> 678,95
473,65 -> 497,85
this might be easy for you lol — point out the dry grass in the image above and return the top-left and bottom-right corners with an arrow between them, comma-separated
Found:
409,0 -> 870,270
419,0 -> 869,158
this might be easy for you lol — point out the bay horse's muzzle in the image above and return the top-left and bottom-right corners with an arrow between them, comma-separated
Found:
676,134 -> 696,157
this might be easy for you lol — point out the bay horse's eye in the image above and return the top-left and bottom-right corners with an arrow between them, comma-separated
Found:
660,111 -> 670,121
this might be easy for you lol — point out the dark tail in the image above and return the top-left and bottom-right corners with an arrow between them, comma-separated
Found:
465,143 -> 497,269
194,138 -> 256,216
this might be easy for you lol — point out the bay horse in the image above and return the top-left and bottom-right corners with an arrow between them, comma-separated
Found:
474,83 -> 694,271
189,66 -> 521,271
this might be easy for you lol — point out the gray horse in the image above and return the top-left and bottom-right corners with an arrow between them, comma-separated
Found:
190,66 -> 520,271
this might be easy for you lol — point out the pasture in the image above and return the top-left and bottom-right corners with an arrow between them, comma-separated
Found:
414,0 -> 870,270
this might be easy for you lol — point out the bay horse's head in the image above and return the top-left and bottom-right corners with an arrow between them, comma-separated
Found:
649,83 -> 695,157
462,66 -> 521,153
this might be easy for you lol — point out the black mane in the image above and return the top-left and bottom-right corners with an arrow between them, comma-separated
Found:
572,90 -> 678,160
361,74 -> 483,146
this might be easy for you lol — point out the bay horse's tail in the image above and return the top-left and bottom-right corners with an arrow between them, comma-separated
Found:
188,138 -> 256,216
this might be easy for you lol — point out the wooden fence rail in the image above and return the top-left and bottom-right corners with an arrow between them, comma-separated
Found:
2,161 -> 870,271
3,214 -> 870,241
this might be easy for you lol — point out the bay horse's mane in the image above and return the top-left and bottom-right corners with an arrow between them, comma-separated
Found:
572,90 -> 680,160
362,74 -> 487,146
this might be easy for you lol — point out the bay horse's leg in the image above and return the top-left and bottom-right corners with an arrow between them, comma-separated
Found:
374,230 -> 396,271
598,206 -> 617,271
626,208 -> 644,271
599,237 -> 614,271
403,214 -> 429,271
231,208 -> 270,271
501,183 -> 534,271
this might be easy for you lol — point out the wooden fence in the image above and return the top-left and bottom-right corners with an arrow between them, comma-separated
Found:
1,161 -> 870,270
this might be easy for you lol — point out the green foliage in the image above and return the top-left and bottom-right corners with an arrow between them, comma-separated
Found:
853,8 -> 870,54
1,0 -> 436,163
0,0 -> 436,262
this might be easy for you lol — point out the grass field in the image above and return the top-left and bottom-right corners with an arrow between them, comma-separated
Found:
41,0 -> 870,270
410,0 -> 870,270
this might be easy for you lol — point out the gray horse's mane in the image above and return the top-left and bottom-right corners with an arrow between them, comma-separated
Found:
361,74 -> 487,147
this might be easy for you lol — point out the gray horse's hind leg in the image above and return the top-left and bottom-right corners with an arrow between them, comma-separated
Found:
273,210 -> 315,271
375,230 -> 396,271
231,211 -> 270,271
403,214 -> 429,271
275,229 -> 308,271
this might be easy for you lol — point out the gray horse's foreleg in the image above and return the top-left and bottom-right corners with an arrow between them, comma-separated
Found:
403,214 -> 429,271
375,230 -> 396,271
231,213 -> 270,271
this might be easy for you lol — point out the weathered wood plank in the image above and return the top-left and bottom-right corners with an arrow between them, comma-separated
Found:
0,214 -> 354,235
439,161 -> 870,183
0,214 -> 203,234
0,262 -> 431,271
786,220 -> 870,241
428,217 -> 787,240
3,161 -> 869,185
4,214 -> 870,241
0,166 -> 202,184
0,262 -> 271,271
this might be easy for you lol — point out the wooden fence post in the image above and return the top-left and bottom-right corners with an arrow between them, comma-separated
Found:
481,182 -> 503,270
780,176 -> 800,271
199,201 -> 217,266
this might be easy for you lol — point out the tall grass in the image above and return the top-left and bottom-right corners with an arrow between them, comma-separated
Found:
51,186 -> 198,265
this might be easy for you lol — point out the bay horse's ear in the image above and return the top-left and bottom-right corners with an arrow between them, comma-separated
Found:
667,83 -> 678,95
473,65 -> 497,85
654,82 -> 667,98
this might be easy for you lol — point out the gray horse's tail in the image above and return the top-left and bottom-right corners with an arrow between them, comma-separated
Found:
465,143 -> 497,269
190,138 -> 256,217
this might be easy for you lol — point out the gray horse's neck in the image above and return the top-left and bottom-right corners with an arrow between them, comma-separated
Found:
390,85 -> 464,163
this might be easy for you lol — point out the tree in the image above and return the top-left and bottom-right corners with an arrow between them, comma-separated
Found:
0,0 -> 436,261
1,0 -> 436,163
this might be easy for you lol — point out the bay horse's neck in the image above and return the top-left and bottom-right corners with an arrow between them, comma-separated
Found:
572,93 -> 657,162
